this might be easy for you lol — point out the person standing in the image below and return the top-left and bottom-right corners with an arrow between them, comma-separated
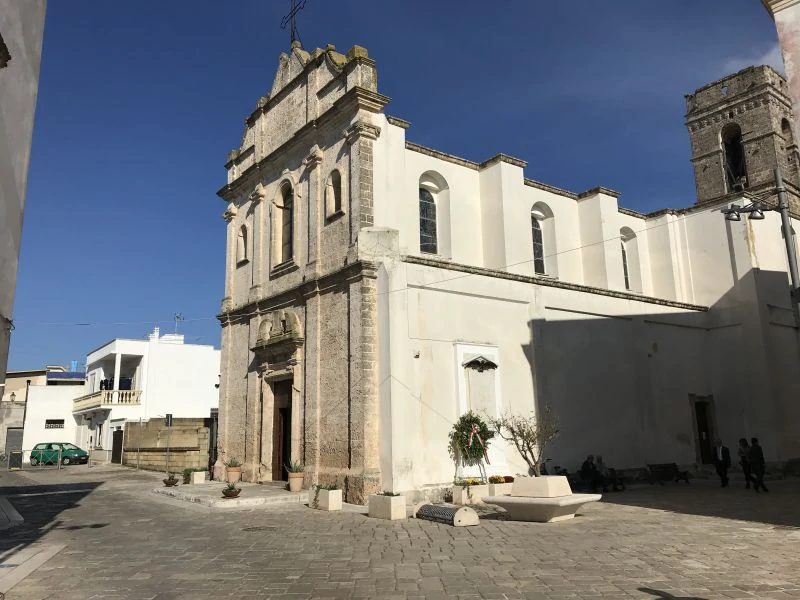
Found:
738,438 -> 753,489
750,437 -> 769,493
712,439 -> 731,487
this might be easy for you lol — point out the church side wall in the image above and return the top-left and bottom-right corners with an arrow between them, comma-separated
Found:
377,258 -> 751,492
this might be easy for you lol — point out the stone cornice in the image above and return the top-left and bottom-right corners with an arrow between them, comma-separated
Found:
578,186 -> 621,200
523,178 -> 578,200
686,86 -> 791,127
218,261 -> 369,324
405,142 -> 479,170
401,255 -> 709,312
618,206 -> 646,219
478,154 -> 528,169
345,120 -> 381,145
762,0 -> 800,15
218,86 -> 388,201
387,115 -> 411,129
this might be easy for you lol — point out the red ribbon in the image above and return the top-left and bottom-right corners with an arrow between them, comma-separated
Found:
467,423 -> 490,464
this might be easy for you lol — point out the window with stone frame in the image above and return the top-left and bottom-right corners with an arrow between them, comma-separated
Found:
325,170 -> 343,220
419,188 -> 438,254
621,242 -> 630,290
532,216 -> 545,275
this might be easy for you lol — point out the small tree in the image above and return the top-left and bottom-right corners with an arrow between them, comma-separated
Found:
486,405 -> 560,476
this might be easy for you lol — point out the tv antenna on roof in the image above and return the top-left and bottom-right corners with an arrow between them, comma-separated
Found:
281,0 -> 308,47
174,313 -> 184,334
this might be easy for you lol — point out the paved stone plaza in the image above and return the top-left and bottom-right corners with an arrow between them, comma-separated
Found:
0,466 -> 799,600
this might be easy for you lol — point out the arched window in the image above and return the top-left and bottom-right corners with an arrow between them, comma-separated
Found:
273,182 -> 294,265
532,216 -> 545,275
620,227 -> 642,293
531,202 -> 557,277
237,225 -> 248,264
325,170 -> 343,220
419,188 -> 438,254
722,123 -> 748,192
621,242 -> 630,290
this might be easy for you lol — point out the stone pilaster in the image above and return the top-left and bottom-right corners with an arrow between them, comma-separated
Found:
222,203 -> 237,306
345,121 -> 380,245
303,146 -> 324,273
249,183 -> 267,300
345,263 -> 381,503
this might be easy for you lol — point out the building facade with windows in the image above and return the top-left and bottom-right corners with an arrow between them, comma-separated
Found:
72,327 -> 220,462
215,43 -> 800,503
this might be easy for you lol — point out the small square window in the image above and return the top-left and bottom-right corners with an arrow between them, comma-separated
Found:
45,419 -> 65,429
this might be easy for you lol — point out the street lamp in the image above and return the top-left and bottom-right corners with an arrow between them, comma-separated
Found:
722,168 -> 800,324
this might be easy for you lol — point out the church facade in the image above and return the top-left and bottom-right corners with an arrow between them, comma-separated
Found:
214,43 -> 800,503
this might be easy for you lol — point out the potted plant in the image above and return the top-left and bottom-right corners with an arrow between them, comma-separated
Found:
368,490 -> 406,520
488,475 -> 514,496
222,482 -> 241,499
224,457 -> 242,483
286,461 -> 304,492
452,477 -> 490,505
163,473 -> 179,487
311,483 -> 342,511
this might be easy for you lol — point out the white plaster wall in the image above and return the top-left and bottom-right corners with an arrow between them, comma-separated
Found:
21,385 -> 84,459
143,340 -> 220,420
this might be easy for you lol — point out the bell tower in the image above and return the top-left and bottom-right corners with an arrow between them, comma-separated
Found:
685,65 -> 800,212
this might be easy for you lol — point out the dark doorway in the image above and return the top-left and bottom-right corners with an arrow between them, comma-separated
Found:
111,429 -> 124,464
693,399 -> 714,464
272,379 -> 292,481
5,427 -> 23,469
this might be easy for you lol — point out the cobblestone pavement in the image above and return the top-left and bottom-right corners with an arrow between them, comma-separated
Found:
1,466 -> 799,600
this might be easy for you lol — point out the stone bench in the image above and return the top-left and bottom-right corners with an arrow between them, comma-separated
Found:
482,493 -> 602,522
482,475 -> 601,523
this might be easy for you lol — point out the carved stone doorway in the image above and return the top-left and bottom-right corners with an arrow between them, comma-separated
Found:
272,379 -> 292,481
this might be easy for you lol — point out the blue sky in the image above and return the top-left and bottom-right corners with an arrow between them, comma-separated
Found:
9,0 -> 781,369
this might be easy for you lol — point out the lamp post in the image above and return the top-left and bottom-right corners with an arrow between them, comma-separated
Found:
722,168 -> 800,325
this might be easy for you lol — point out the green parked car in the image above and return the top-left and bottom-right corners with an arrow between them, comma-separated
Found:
29,442 -> 89,466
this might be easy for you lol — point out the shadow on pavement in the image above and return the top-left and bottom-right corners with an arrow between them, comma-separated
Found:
640,587 -> 708,599
601,479 -> 800,528
0,473 -> 102,571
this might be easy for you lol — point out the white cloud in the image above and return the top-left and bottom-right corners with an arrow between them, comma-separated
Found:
723,43 -> 785,76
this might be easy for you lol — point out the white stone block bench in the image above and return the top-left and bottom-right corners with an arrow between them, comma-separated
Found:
481,493 -> 601,522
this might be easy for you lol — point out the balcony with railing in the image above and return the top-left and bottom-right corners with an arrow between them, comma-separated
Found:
73,390 -> 142,413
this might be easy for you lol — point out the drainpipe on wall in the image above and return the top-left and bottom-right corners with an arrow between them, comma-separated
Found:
21,379 -> 31,431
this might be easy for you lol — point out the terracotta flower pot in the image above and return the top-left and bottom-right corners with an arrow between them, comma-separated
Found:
222,488 -> 241,499
225,466 -> 241,483
163,478 -> 178,487
288,472 -> 304,492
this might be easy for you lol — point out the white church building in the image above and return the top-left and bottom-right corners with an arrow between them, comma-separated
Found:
214,42 -> 800,503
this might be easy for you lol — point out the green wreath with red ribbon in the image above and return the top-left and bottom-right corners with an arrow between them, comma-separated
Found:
450,411 -> 494,464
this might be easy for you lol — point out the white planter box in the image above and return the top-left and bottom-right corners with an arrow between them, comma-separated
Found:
368,494 -> 406,520
316,488 -> 342,511
488,482 -> 513,496
190,471 -> 207,485
452,484 -> 489,505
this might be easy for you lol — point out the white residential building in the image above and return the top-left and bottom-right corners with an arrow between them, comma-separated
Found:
72,327 -> 220,462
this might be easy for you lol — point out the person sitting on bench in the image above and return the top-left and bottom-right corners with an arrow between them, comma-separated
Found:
596,456 -> 624,491
580,455 -> 607,493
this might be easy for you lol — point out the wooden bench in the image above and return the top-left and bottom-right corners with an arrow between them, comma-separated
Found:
647,463 -> 690,485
